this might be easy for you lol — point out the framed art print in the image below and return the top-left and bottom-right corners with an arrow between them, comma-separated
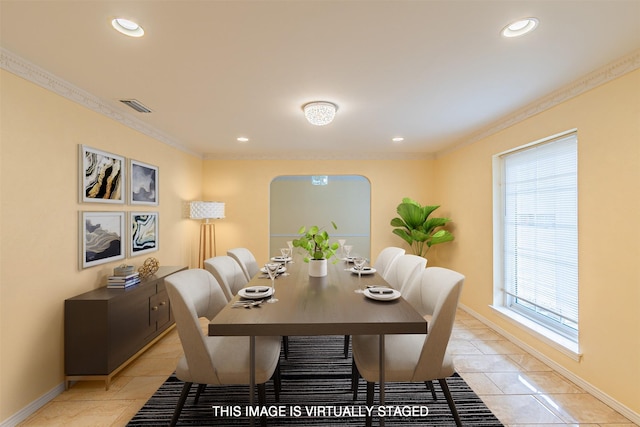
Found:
81,211 -> 125,268
80,145 -> 125,203
130,159 -> 158,205
130,212 -> 159,256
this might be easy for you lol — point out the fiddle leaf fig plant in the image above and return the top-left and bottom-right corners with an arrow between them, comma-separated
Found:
292,222 -> 340,263
391,197 -> 454,258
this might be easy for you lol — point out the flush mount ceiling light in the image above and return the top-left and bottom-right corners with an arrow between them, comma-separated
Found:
501,17 -> 539,38
302,101 -> 338,126
236,137 -> 249,143
111,18 -> 144,37
392,137 -> 404,143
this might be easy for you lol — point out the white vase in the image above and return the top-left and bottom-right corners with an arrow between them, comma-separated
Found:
308,259 -> 328,277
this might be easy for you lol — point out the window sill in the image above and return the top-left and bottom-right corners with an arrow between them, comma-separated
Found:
490,305 -> 582,361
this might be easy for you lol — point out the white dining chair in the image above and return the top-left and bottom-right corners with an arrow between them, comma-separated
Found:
219,251 -> 291,359
372,246 -> 405,280
204,255 -> 249,301
351,267 -> 465,427
384,254 -> 427,293
165,269 -> 281,427
343,249 -> 415,358
227,247 -> 261,281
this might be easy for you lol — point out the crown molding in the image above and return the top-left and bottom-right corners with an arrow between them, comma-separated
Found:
3,46 -> 638,162
0,47 -> 201,159
203,151 -> 435,161
436,48 -> 640,158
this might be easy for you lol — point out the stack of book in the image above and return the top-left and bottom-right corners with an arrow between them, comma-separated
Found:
107,272 -> 140,289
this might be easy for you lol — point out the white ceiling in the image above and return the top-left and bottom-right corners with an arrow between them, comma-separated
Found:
1,1 -> 639,159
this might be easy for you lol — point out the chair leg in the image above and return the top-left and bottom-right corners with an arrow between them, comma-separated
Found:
439,378 -> 462,427
170,381 -> 192,427
343,335 -> 350,358
365,382 -> 374,427
351,358 -> 360,399
194,383 -> 207,404
425,380 -> 438,400
283,336 -> 289,359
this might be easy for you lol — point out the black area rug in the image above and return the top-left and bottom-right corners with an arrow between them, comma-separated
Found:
128,335 -> 503,426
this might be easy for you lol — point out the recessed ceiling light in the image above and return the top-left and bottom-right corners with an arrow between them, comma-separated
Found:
501,17 -> 539,38
392,137 -> 404,143
237,137 -> 249,143
111,18 -> 144,37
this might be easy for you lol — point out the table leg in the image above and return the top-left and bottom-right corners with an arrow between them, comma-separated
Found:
250,335 -> 255,427
379,334 -> 385,427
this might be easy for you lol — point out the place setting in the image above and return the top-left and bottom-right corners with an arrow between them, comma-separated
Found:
354,283 -> 401,301
271,247 -> 292,276
230,283 -> 274,308
259,264 -> 286,275
348,255 -> 376,277
363,286 -> 402,301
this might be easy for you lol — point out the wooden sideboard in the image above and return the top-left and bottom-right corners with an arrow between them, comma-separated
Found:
64,265 -> 187,389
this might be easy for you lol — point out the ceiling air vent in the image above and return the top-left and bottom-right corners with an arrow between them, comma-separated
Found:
119,99 -> 152,113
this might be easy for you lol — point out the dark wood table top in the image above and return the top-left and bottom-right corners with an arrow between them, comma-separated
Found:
208,256 -> 427,337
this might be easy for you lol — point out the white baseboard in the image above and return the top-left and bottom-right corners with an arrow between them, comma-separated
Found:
0,382 -> 65,427
458,303 -> 640,425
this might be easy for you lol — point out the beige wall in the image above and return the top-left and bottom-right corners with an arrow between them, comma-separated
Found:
2,65 -> 639,422
202,158 -> 436,266
435,69 -> 640,413
0,70 -> 202,421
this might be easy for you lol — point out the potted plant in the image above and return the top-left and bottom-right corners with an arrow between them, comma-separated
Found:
292,222 -> 340,277
391,197 -> 454,258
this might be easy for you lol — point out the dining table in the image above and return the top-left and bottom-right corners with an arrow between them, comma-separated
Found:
208,254 -> 427,426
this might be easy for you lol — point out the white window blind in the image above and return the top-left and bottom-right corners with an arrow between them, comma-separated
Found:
501,133 -> 578,340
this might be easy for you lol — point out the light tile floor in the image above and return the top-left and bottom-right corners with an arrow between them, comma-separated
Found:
20,310 -> 636,426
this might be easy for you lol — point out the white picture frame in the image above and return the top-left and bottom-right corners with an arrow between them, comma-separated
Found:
81,211 -> 126,268
130,211 -> 159,257
130,159 -> 159,206
80,145 -> 125,204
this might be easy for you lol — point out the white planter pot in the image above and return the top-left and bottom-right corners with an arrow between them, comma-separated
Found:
308,259 -> 328,277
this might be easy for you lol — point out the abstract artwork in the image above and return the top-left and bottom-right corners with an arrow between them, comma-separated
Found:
81,145 -> 125,203
81,211 -> 125,268
130,160 -> 158,205
130,212 -> 158,256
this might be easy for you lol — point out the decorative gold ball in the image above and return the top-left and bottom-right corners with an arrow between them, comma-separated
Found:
138,257 -> 160,278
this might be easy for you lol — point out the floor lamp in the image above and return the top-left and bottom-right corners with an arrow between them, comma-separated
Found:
190,201 -> 225,268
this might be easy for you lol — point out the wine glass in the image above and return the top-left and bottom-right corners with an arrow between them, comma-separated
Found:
354,256 -> 366,278
286,241 -> 294,263
280,248 -> 290,276
338,239 -> 346,258
343,245 -> 353,261
265,263 -> 280,303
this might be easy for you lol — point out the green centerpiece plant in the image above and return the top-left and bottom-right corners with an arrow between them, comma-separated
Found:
292,222 -> 340,263
391,197 -> 454,258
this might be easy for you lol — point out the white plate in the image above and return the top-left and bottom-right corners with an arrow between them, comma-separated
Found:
238,286 -> 274,300
350,267 -> 376,275
364,287 -> 401,301
271,256 -> 292,262
260,266 -> 286,274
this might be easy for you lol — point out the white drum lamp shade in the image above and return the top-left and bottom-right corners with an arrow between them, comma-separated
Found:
190,201 -> 225,268
190,201 -> 225,221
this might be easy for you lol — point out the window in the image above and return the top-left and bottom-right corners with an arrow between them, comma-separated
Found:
493,131 -> 578,347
